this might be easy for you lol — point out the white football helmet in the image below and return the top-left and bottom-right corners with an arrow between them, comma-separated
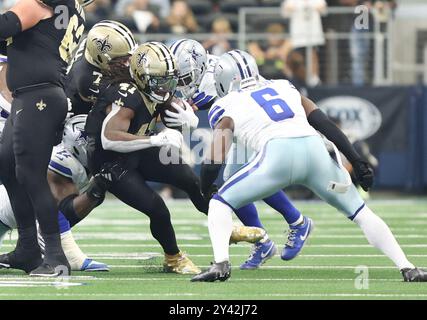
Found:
169,39 -> 207,99
214,50 -> 260,98
62,115 -> 89,168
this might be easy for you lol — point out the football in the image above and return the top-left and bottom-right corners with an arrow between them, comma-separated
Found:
159,96 -> 187,131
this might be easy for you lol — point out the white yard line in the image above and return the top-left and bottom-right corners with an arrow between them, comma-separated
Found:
3,243 -> 427,248
0,277 -> 403,283
106,265 -> 400,269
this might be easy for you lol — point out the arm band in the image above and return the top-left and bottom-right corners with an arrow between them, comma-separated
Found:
58,194 -> 81,228
307,109 -> 361,163
200,163 -> 223,195
0,11 -> 22,41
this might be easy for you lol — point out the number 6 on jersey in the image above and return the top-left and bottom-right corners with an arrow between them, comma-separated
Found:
251,87 -> 294,122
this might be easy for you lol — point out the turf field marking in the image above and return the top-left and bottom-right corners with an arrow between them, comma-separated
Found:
0,277 -> 402,282
1,293 -> 427,298
4,243 -> 427,248
83,253 -> 427,259
0,281 -> 85,288
106,264 -> 402,270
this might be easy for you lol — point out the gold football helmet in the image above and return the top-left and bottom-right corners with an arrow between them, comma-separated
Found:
85,20 -> 137,71
130,42 -> 178,103
78,0 -> 95,7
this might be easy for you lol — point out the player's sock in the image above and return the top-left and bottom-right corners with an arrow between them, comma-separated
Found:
353,205 -> 415,270
263,191 -> 302,225
234,203 -> 264,229
60,230 -> 87,271
209,199 -> 233,263
58,212 -> 71,234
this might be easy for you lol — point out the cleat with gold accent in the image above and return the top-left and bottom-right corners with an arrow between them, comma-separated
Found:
163,251 -> 201,275
229,225 -> 266,244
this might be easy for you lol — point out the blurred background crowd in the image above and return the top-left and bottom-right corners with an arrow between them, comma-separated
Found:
2,0 -> 414,90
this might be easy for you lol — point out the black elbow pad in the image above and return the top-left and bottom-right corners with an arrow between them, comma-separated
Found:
0,11 -> 22,41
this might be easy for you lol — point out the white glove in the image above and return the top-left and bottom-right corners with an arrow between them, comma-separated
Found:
150,128 -> 183,149
164,100 -> 199,129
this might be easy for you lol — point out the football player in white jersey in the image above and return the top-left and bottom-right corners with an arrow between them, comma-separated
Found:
0,115 -> 109,272
167,39 -> 311,270
192,50 -> 427,282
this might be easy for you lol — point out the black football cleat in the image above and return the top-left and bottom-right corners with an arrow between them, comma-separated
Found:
30,254 -> 71,278
401,268 -> 427,282
0,250 -> 42,274
191,261 -> 231,282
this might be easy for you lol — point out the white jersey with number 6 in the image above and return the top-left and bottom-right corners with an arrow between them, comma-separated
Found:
208,79 -> 318,152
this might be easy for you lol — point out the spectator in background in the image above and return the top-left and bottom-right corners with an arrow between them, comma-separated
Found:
286,50 -> 309,96
203,17 -> 235,56
116,0 -> 161,32
342,0 -> 396,85
248,23 -> 293,79
281,0 -> 327,86
0,0 -> 17,11
339,0 -> 371,85
166,0 -> 199,34
84,0 -> 114,21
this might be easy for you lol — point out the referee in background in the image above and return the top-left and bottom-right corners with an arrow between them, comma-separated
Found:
0,0 -> 85,276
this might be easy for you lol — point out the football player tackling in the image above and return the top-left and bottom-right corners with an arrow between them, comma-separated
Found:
192,50 -> 427,283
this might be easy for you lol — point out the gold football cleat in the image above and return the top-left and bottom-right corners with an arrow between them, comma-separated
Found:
229,225 -> 267,244
163,251 -> 201,275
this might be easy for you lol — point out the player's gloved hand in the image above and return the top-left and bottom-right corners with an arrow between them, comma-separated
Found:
204,183 -> 219,201
86,176 -> 108,204
352,159 -> 374,191
164,100 -> 199,129
93,161 -> 129,189
150,128 -> 183,149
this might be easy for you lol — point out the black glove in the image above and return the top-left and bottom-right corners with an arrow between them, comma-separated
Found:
203,183 -> 219,201
92,161 -> 128,190
86,176 -> 108,203
352,159 -> 374,191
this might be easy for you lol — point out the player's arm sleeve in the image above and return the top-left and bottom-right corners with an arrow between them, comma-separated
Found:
208,104 -> 229,130
49,152 -> 74,180
101,87 -> 156,153
0,11 -> 22,40
307,108 -> 362,163
192,90 -> 216,111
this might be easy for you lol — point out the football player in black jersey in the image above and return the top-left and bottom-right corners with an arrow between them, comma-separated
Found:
85,42 -> 204,274
66,20 -> 138,115
0,0 -> 85,277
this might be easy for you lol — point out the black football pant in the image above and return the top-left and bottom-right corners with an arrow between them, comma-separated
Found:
0,85 -> 67,255
137,147 -> 209,214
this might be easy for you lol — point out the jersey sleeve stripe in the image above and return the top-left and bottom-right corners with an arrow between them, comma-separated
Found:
194,95 -> 214,108
208,105 -> 221,119
49,160 -> 73,178
209,108 -> 225,129
192,92 -> 206,104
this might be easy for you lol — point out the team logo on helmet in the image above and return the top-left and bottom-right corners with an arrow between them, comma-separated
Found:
189,47 -> 203,61
93,35 -> 113,54
137,52 -> 148,67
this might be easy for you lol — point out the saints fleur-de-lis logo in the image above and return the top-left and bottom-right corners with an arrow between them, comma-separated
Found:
36,100 -> 47,111
93,35 -> 113,53
137,52 -> 148,67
